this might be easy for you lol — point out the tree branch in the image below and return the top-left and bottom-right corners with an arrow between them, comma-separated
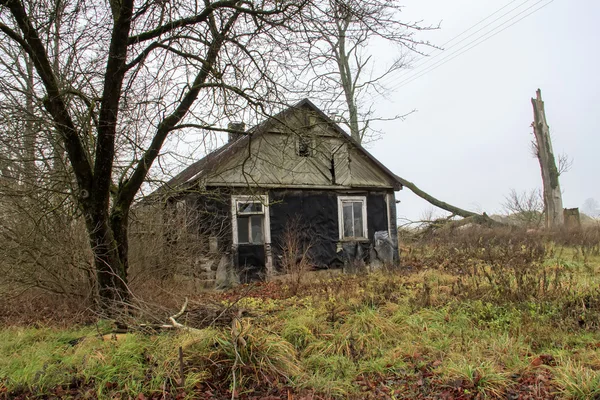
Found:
93,0 -> 135,215
116,10 -> 240,210
0,0 -> 93,196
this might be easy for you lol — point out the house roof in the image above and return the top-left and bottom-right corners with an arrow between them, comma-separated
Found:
156,99 -> 403,195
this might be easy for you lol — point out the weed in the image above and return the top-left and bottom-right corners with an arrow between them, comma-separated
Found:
301,355 -> 357,398
280,310 -> 321,350
279,217 -> 314,296
188,319 -> 301,392
444,359 -> 510,398
553,359 -> 600,399
3,232 -> 600,399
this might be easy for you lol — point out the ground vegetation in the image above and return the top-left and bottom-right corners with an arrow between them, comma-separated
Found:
2,226 -> 600,399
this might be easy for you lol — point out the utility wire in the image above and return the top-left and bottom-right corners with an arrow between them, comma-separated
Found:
387,0 -> 554,92
368,0 -> 555,100
378,0 -> 531,88
437,0 -> 523,48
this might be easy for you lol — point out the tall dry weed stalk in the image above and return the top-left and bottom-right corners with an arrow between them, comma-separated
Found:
404,227 -> 574,302
280,217 -> 313,295
0,192 -> 95,301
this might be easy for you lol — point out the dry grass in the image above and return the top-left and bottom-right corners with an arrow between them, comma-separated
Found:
2,227 -> 600,399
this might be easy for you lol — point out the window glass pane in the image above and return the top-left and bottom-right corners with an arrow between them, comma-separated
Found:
353,201 -> 363,237
238,202 -> 262,214
250,215 -> 263,244
343,202 -> 354,238
237,216 -> 249,243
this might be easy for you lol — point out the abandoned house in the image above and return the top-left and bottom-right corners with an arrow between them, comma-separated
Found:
150,99 -> 403,285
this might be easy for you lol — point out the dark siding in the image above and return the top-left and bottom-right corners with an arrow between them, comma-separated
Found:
367,193 -> 388,240
269,190 -> 341,269
183,187 -> 398,279
237,244 -> 265,282
189,188 -> 232,251
268,189 -> 395,270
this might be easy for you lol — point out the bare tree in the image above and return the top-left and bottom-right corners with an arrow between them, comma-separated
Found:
502,189 -> 544,229
531,89 -> 564,228
0,0 -> 309,311
279,216 -> 313,295
297,0 -> 437,143
582,198 -> 600,219
293,1 -> 506,226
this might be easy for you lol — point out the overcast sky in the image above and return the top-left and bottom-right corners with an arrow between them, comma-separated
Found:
364,0 -> 599,223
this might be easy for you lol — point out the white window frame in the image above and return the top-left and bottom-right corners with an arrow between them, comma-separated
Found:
337,196 -> 368,240
231,195 -> 271,245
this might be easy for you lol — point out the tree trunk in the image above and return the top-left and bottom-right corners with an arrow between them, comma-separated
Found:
23,54 -> 36,179
395,176 -> 478,218
394,175 -> 501,226
334,13 -> 361,142
84,210 -> 129,312
531,89 -> 563,229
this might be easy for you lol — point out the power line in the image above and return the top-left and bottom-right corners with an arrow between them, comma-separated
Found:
437,0 -> 523,49
379,0 -> 533,88
387,0 -> 554,92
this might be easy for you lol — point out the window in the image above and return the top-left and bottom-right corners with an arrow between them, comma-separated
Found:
297,136 -> 312,157
237,214 -> 263,244
237,202 -> 263,214
232,196 -> 269,245
338,196 -> 367,239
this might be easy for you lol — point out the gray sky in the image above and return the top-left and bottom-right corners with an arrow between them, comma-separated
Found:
365,0 -> 599,223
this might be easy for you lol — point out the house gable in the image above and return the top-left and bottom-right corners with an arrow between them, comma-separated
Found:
190,101 -> 400,190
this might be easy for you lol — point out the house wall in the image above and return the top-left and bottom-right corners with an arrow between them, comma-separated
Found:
268,188 -> 398,271
179,187 -> 399,281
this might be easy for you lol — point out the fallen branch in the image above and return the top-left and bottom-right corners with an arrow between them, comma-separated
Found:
169,297 -> 189,328
396,175 -> 501,226
440,213 -> 502,230
114,297 -> 205,334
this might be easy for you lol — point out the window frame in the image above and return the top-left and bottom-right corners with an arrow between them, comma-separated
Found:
231,195 -> 270,245
236,201 -> 264,215
337,196 -> 368,240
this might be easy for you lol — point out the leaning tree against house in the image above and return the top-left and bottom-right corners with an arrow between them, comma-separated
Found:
0,0 -> 312,312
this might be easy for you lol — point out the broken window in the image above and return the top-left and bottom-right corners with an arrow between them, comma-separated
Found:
338,196 -> 367,239
297,136 -> 312,157
238,202 -> 263,214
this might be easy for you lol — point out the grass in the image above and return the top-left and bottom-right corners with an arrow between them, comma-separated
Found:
0,327 -> 208,398
2,236 -> 600,399
553,359 -> 600,399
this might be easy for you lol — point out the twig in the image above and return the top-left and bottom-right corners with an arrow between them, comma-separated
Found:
178,346 -> 185,388
167,297 -> 204,333
210,284 -> 255,327
171,297 -> 189,320
230,311 -> 244,400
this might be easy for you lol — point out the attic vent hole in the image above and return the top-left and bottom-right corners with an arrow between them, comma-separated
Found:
297,136 -> 312,157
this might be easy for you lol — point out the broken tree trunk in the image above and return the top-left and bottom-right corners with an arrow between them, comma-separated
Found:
395,175 -> 500,226
531,89 -> 564,229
